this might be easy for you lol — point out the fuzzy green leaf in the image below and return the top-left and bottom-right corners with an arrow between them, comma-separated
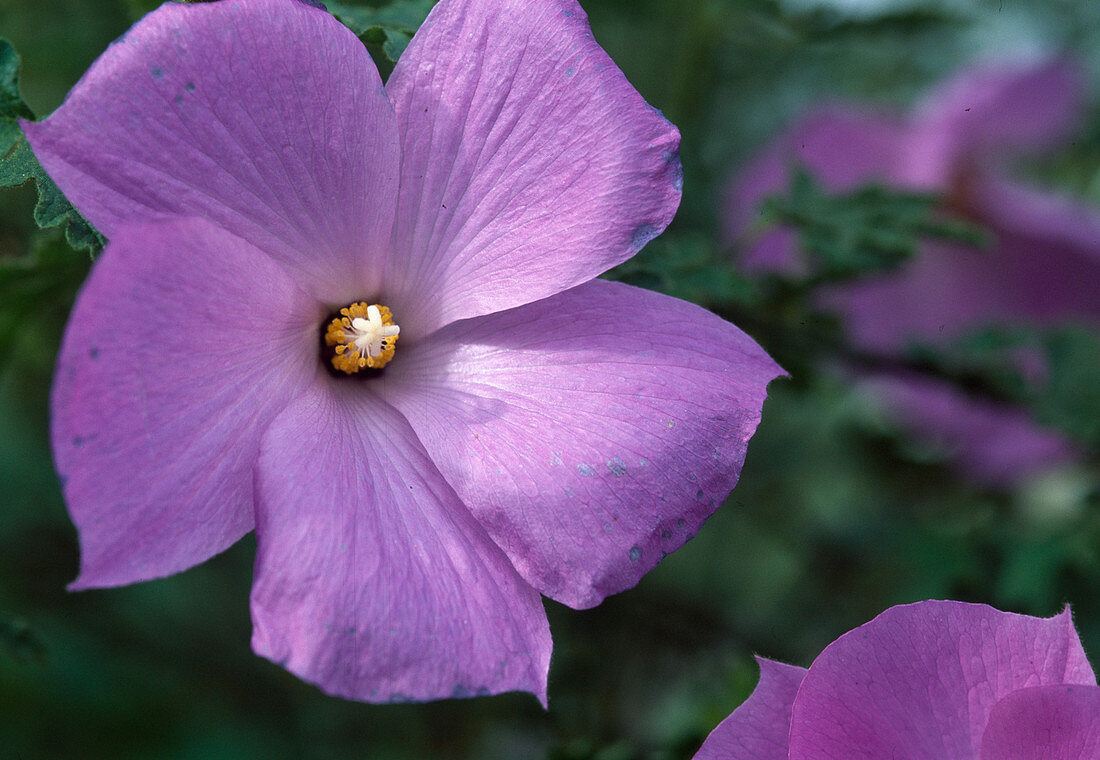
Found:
0,38 -> 104,255
327,0 -> 434,62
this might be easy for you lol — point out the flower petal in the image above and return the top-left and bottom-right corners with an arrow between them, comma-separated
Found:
249,384 -> 551,704
694,657 -> 807,760
54,218 -> 318,590
980,685 -> 1100,760
912,60 -> 1083,174
384,0 -> 682,337
787,601 -> 1096,760
858,372 -> 1081,487
23,0 -> 399,302
379,279 -> 784,608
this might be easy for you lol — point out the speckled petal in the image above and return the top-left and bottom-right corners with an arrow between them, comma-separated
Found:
980,685 -> 1100,760
379,279 -> 784,609
23,0 -> 399,303
384,0 -> 682,337
54,218 -> 318,590
694,658 -> 806,760
787,601 -> 1096,760
250,384 -> 551,704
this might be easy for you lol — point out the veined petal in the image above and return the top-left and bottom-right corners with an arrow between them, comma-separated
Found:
23,0 -> 399,302
980,685 -> 1100,760
787,601 -> 1096,760
385,0 -> 682,337
54,218 -> 318,589
694,658 -> 806,760
379,280 -> 784,609
250,385 -> 551,704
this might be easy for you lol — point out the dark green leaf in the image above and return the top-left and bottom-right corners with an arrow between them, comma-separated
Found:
326,0 -> 434,62
0,38 -> 104,255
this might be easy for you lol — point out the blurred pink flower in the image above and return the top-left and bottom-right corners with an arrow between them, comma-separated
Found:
26,0 -> 783,702
695,600 -> 1100,760
728,62 -> 1100,485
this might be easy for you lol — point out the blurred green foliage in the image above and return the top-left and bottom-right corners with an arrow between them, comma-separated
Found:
0,0 -> 1098,758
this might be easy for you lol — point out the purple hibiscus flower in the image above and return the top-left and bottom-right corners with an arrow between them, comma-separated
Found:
727,61 -> 1100,486
24,0 -> 783,703
695,600 -> 1100,759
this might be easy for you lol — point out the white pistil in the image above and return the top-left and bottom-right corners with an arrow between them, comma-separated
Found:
349,304 -> 400,358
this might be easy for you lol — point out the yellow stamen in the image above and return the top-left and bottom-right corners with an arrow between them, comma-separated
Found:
324,302 -> 400,374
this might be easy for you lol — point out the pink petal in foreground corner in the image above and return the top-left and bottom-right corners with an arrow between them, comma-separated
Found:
980,685 -> 1100,760
23,0 -> 400,303
694,658 -> 806,760
380,279 -> 785,609
250,386 -> 552,704
787,602 -> 1096,760
384,0 -> 682,337
54,218 -> 318,590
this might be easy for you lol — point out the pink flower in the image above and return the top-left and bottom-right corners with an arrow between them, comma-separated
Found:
727,62 -> 1100,485
695,601 -> 1100,759
24,0 -> 782,702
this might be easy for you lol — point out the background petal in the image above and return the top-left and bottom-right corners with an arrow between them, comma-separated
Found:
384,0 -> 682,337
858,372 -> 1082,487
980,684 -> 1100,760
694,657 -> 807,760
54,218 -> 318,590
23,0 -> 399,302
250,385 -> 551,704
787,601 -> 1097,760
911,60 -> 1084,176
379,279 -> 785,608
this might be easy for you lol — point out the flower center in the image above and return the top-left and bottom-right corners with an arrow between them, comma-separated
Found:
324,302 -> 400,374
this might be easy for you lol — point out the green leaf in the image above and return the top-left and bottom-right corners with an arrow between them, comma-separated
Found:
327,0 -> 435,62
758,166 -> 989,283
0,38 -> 104,255
0,230 -> 91,371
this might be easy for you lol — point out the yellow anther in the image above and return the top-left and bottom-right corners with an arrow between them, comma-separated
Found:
324,302 -> 400,374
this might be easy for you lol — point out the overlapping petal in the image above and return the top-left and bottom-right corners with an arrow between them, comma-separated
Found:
980,685 -> 1100,760
384,0 -> 683,337
23,0 -> 400,302
250,385 -> 552,703
379,279 -> 784,608
694,658 -> 805,760
786,602 -> 1096,760
53,218 -> 318,589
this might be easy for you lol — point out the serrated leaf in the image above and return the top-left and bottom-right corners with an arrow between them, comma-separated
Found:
327,0 -> 434,62
0,38 -> 104,255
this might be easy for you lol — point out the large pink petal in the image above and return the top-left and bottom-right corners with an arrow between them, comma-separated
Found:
378,280 -> 784,608
725,107 -> 912,274
54,218 -> 318,590
23,0 -> 399,302
787,601 -> 1096,760
694,658 -> 806,760
384,0 -> 682,337
250,384 -> 551,704
980,685 -> 1100,760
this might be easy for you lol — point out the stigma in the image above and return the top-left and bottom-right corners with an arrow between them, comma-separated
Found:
324,302 -> 400,374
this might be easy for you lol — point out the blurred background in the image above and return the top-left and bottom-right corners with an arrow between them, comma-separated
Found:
1,0 -> 1098,757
